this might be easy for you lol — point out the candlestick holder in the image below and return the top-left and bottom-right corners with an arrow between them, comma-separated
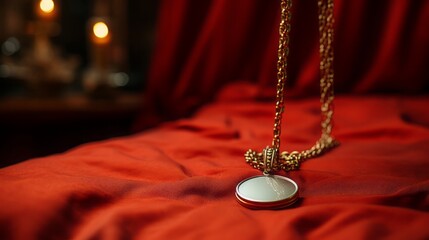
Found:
83,17 -> 129,98
0,0 -> 79,97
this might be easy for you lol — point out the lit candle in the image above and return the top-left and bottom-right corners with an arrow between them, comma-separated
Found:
37,0 -> 56,20
89,19 -> 111,70
92,21 -> 111,45
33,0 -> 58,64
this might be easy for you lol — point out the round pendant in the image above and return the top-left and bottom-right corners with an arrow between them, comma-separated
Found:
235,175 -> 299,209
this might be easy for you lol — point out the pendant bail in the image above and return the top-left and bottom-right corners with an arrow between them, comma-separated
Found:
262,147 -> 278,174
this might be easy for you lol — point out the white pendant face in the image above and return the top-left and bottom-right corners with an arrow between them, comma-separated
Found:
235,175 -> 299,209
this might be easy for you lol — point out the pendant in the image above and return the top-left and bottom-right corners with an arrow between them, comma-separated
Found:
235,174 -> 299,209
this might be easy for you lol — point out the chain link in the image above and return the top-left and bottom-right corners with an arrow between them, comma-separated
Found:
245,0 -> 338,174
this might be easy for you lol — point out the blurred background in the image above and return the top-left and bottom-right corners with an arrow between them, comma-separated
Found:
0,0 -> 159,167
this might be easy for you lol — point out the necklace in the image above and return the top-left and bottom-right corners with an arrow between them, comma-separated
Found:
235,0 -> 338,209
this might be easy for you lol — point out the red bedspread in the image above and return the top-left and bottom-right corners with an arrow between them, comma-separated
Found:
1,83 -> 428,239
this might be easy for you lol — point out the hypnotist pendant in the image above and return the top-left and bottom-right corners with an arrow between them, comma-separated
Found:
235,0 -> 338,209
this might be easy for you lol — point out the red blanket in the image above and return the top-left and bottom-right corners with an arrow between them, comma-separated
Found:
2,1 -> 429,239
1,83 -> 428,239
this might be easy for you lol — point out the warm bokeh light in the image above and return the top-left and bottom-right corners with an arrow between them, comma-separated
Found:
93,22 -> 109,39
39,0 -> 55,14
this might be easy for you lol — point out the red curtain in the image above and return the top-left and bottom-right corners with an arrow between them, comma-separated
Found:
135,0 -> 429,130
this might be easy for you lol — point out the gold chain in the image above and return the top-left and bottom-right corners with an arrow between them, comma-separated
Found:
245,0 -> 338,174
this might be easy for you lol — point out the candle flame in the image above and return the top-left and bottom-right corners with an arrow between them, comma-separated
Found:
93,22 -> 109,39
39,0 -> 55,14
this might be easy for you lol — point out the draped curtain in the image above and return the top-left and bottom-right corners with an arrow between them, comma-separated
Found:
136,0 -> 429,129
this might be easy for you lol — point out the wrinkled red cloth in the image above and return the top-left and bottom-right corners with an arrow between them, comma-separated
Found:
1,83 -> 429,239
136,0 -> 429,128
2,0 -> 429,239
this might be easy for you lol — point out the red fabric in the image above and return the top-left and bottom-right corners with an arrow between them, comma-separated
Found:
1,84 -> 429,239
2,1 -> 429,239
137,0 -> 429,128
